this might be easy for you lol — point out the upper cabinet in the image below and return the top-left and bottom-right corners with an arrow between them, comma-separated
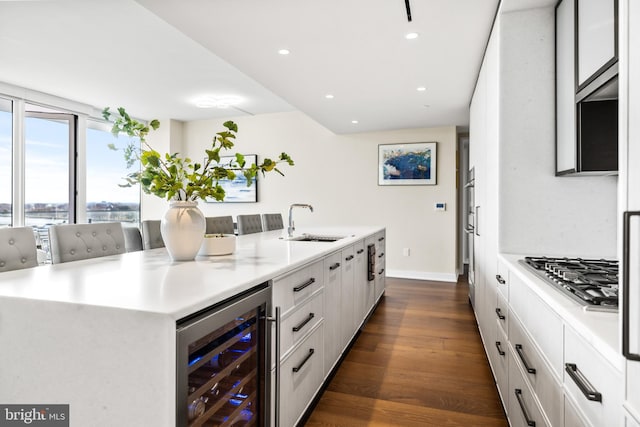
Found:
556,0 -> 619,175
577,0 -> 618,89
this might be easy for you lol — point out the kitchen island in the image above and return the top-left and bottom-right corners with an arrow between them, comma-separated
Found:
0,226 -> 385,426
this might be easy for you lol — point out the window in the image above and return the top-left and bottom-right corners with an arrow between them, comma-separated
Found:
86,119 -> 140,225
24,109 -> 75,227
0,98 -> 11,227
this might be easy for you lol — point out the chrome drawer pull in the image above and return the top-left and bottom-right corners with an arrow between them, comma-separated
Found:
378,236 -> 385,242
495,341 -> 505,356
495,307 -> 506,320
496,274 -> 506,285
292,348 -> 315,373
329,262 -> 341,271
514,389 -> 536,426
293,278 -> 315,293
357,249 -> 364,254
565,363 -> 602,402
345,255 -> 354,261
515,344 -> 536,374
292,313 -> 315,332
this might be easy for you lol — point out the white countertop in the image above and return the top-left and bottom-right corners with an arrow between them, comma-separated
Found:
0,226 -> 382,320
500,253 -> 624,372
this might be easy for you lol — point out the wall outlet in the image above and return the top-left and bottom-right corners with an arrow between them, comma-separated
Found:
402,247 -> 410,257
435,202 -> 446,211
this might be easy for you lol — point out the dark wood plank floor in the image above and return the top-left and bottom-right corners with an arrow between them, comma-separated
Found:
304,276 -> 508,427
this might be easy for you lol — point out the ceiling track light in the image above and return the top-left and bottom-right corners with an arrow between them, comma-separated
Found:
404,0 -> 412,22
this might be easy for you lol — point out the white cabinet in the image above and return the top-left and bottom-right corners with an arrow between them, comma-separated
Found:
352,240 -> 368,330
323,250 -> 343,376
621,0 -> 640,421
577,0 -> 617,87
340,244 -> 356,350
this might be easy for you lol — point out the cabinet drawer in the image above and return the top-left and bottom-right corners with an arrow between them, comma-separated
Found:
280,323 -> 324,427
494,323 -> 509,404
565,393 -> 593,427
509,273 -> 563,378
564,325 -> 623,427
280,289 -> 324,359
496,290 -> 509,335
273,260 -> 324,316
509,310 -> 563,426
508,346 -> 550,427
496,259 -> 509,299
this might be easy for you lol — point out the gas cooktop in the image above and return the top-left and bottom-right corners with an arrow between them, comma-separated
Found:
522,256 -> 618,312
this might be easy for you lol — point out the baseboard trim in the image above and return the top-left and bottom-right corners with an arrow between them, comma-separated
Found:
385,269 -> 458,283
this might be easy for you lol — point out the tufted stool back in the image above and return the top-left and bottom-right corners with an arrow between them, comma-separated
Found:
0,227 -> 39,272
262,213 -> 284,231
205,216 -> 235,235
48,222 -> 126,264
141,220 -> 165,250
236,214 -> 263,235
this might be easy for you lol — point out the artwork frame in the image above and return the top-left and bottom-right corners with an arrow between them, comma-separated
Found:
205,154 -> 258,203
378,142 -> 437,186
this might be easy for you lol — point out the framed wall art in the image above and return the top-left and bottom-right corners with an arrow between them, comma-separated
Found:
206,154 -> 258,203
378,142 -> 437,185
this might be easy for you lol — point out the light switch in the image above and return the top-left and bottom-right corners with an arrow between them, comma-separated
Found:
435,202 -> 446,211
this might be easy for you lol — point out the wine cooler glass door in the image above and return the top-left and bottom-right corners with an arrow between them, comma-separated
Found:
176,283 -> 271,427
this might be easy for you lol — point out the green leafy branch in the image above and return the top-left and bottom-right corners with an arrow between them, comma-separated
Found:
102,107 -> 294,202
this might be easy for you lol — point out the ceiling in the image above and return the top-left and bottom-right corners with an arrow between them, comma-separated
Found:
0,0 -> 551,134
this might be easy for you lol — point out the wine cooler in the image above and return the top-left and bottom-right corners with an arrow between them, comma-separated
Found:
176,283 -> 272,426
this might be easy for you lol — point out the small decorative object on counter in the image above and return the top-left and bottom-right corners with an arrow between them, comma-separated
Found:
103,106 -> 294,261
198,233 -> 237,256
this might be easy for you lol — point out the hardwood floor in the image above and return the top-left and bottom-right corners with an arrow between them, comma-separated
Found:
303,277 -> 508,427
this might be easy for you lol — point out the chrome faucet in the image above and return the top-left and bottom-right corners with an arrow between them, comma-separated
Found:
288,203 -> 314,237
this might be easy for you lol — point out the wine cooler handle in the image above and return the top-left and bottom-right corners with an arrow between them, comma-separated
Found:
565,363 -> 602,402
292,313 -> 315,332
514,389 -> 536,426
293,278 -> 315,293
623,211 -> 640,361
292,349 -> 315,373
495,308 -> 506,320
266,306 -> 282,427
495,341 -> 505,356
515,344 -> 536,374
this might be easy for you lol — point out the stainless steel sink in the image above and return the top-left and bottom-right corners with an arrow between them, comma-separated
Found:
285,234 -> 345,242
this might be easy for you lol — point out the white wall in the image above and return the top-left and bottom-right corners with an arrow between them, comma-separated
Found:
498,7 -> 618,258
177,111 -> 459,281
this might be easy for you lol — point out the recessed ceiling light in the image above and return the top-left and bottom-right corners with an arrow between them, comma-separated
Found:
325,94 -> 334,99
194,95 -> 242,109
405,32 -> 419,40
417,86 -> 427,92
351,120 -> 359,124
278,49 -> 290,55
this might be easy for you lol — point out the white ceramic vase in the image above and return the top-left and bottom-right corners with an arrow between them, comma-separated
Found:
161,201 -> 206,261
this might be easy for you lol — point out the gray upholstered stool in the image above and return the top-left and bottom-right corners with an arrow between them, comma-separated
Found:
141,220 -> 165,250
205,216 -> 235,235
48,222 -> 126,264
123,226 -> 143,252
262,213 -> 284,231
0,227 -> 39,272
236,214 -> 263,235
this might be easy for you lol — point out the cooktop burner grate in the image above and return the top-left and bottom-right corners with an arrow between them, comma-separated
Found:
522,256 -> 618,312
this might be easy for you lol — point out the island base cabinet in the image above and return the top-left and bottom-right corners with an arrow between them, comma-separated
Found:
625,408 -> 640,427
279,323 -> 324,427
565,394 -> 593,427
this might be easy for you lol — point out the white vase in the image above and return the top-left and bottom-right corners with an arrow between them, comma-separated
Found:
198,234 -> 237,256
161,201 -> 206,261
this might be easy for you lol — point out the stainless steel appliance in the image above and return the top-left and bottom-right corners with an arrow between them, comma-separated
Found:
522,256 -> 618,312
176,283 -> 271,426
464,167 -> 476,306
